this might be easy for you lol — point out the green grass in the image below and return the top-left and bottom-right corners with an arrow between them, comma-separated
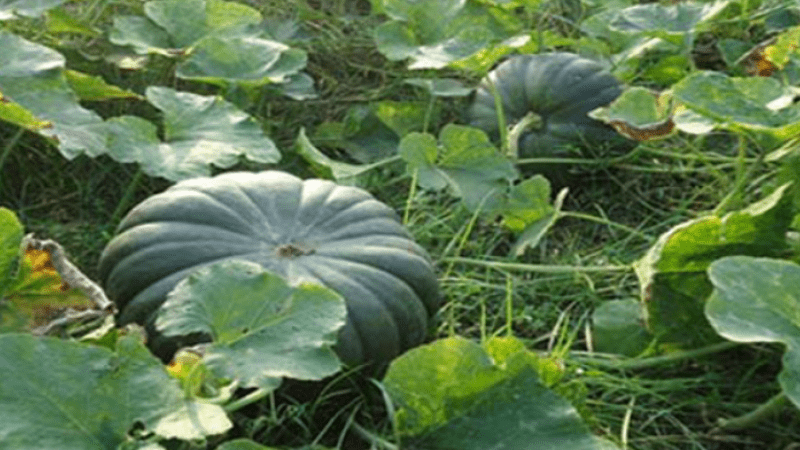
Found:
2,0 -> 800,449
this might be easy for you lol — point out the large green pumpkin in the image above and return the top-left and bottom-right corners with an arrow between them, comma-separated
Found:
98,171 -> 440,367
468,52 -> 625,159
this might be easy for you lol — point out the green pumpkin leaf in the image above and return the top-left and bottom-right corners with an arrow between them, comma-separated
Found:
706,256 -> 800,409
372,100 -> 428,137
634,183 -> 794,348
143,0 -> 208,46
176,27 -> 307,86
0,333 -> 231,447
64,70 -> 141,101
404,78 -> 473,97
294,128 -> 367,182
106,86 -> 279,181
0,208 -> 23,295
501,175 -> 554,233
608,1 -> 730,45
592,298 -> 652,357
590,87 -> 675,140
766,26 -> 800,68
0,0 -> 67,20
505,179 -> 568,257
374,0 -> 522,69
316,105 -> 400,163
109,0 -> 305,86
0,32 -> 108,158
156,260 -> 346,391
1,245 -> 93,333
400,124 -> 518,213
275,72 -> 318,100
44,8 -> 100,36
383,336 -> 615,449
109,15 -> 174,55
672,71 -> 800,139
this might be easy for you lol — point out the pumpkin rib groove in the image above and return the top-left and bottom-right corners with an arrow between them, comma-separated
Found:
198,172 -> 278,236
228,181 -> 282,241
311,246 -> 439,315
315,217 -> 409,243
264,176 -> 304,240
291,180 -> 339,240
304,252 -> 431,336
107,241 -> 262,311
119,191 -> 265,239
302,195 -> 391,236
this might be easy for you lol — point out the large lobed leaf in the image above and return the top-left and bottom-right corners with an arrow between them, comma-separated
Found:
106,86 -> 279,181
109,0 -> 306,86
0,32 -> 108,158
608,1 -> 730,45
634,184 -> 794,348
0,333 -> 231,448
373,0 -> 523,70
399,124 -> 518,212
155,260 -> 346,391
672,71 -> 800,139
706,256 -> 800,409
383,336 -> 617,449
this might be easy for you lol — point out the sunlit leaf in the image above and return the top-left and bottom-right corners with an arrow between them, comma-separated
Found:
64,70 -> 141,101
764,26 -> 800,69
44,8 -> 100,36
156,260 -> 346,391
0,208 -> 23,295
501,176 -> 554,233
372,100 -> 428,137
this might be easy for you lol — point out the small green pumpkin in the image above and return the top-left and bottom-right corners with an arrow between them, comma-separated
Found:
98,171 -> 440,367
468,52 -> 626,160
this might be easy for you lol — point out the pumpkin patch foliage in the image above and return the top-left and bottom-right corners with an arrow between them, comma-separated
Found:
2,0 -> 800,449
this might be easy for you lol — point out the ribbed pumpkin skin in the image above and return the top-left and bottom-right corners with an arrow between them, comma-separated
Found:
98,171 -> 440,366
468,53 -> 624,158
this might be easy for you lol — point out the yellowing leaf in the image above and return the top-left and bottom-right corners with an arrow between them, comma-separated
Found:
1,245 -> 91,331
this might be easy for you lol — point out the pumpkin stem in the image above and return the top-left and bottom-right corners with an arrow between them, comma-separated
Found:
507,111 -> 543,159
275,243 -> 314,258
